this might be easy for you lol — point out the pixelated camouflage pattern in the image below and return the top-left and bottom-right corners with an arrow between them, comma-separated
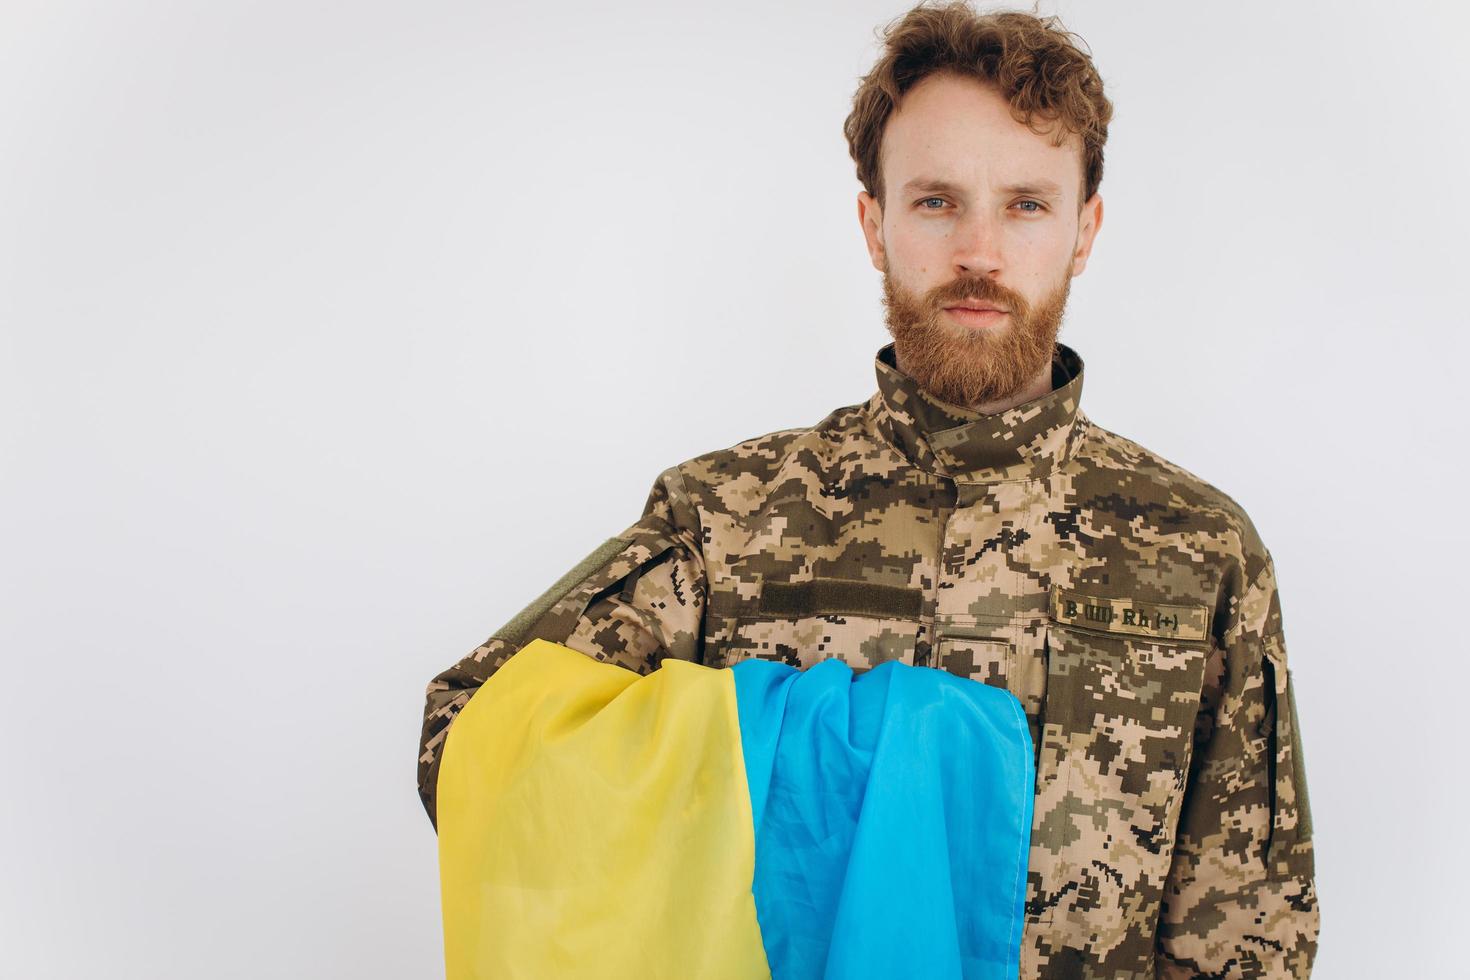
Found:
419,340 -> 1319,977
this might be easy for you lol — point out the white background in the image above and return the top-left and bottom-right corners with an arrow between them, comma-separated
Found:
3,1 -> 1466,976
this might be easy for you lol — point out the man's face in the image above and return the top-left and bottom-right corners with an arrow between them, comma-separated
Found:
858,71 -> 1103,409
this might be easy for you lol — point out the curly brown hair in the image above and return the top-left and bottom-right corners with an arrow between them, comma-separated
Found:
844,1 -> 1113,214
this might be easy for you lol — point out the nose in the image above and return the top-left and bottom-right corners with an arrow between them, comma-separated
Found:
949,211 -> 1004,278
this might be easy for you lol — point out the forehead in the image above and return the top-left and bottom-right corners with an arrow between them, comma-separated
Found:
880,71 -> 1081,194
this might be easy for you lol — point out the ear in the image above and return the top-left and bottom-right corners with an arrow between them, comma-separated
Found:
1071,191 -> 1103,276
857,191 -> 886,273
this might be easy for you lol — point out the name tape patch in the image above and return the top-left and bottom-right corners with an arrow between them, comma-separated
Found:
1049,586 -> 1209,642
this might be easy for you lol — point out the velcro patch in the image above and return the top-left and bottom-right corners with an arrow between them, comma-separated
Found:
758,577 -> 924,620
1049,585 -> 1209,642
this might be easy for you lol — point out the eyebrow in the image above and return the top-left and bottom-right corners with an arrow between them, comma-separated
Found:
901,176 -> 1063,198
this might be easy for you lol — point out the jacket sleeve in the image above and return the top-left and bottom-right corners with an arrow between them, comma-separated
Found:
416,464 -> 707,831
1155,542 -> 1320,977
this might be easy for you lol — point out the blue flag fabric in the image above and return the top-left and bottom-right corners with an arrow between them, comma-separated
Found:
732,657 -> 1035,980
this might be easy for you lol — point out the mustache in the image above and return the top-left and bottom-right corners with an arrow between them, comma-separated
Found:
937,279 -> 1011,306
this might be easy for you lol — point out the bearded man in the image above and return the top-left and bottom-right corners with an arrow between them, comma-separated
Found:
419,4 -> 1320,977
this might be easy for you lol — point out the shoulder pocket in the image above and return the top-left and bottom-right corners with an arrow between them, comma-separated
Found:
1261,631 -> 1315,877
490,517 -> 680,649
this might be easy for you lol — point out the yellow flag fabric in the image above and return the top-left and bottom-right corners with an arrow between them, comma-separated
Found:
436,638 -> 772,979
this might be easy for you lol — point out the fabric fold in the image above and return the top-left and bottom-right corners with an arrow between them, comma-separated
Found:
437,639 -> 1033,979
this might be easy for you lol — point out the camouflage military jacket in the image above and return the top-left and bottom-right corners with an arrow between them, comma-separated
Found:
419,340 -> 1320,978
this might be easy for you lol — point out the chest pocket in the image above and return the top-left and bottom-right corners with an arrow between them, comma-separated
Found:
1026,585 -> 1213,956
719,576 -> 924,673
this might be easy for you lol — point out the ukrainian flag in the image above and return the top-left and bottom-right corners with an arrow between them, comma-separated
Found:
436,638 -> 1034,979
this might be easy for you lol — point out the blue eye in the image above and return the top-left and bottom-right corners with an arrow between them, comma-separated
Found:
915,197 -> 1047,213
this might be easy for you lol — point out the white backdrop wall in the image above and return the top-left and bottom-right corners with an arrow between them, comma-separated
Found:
2,1 -> 1465,976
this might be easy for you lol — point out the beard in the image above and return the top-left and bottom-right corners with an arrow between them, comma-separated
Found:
880,257 -> 1072,408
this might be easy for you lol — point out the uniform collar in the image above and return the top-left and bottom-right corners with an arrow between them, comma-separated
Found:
868,340 -> 1087,483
